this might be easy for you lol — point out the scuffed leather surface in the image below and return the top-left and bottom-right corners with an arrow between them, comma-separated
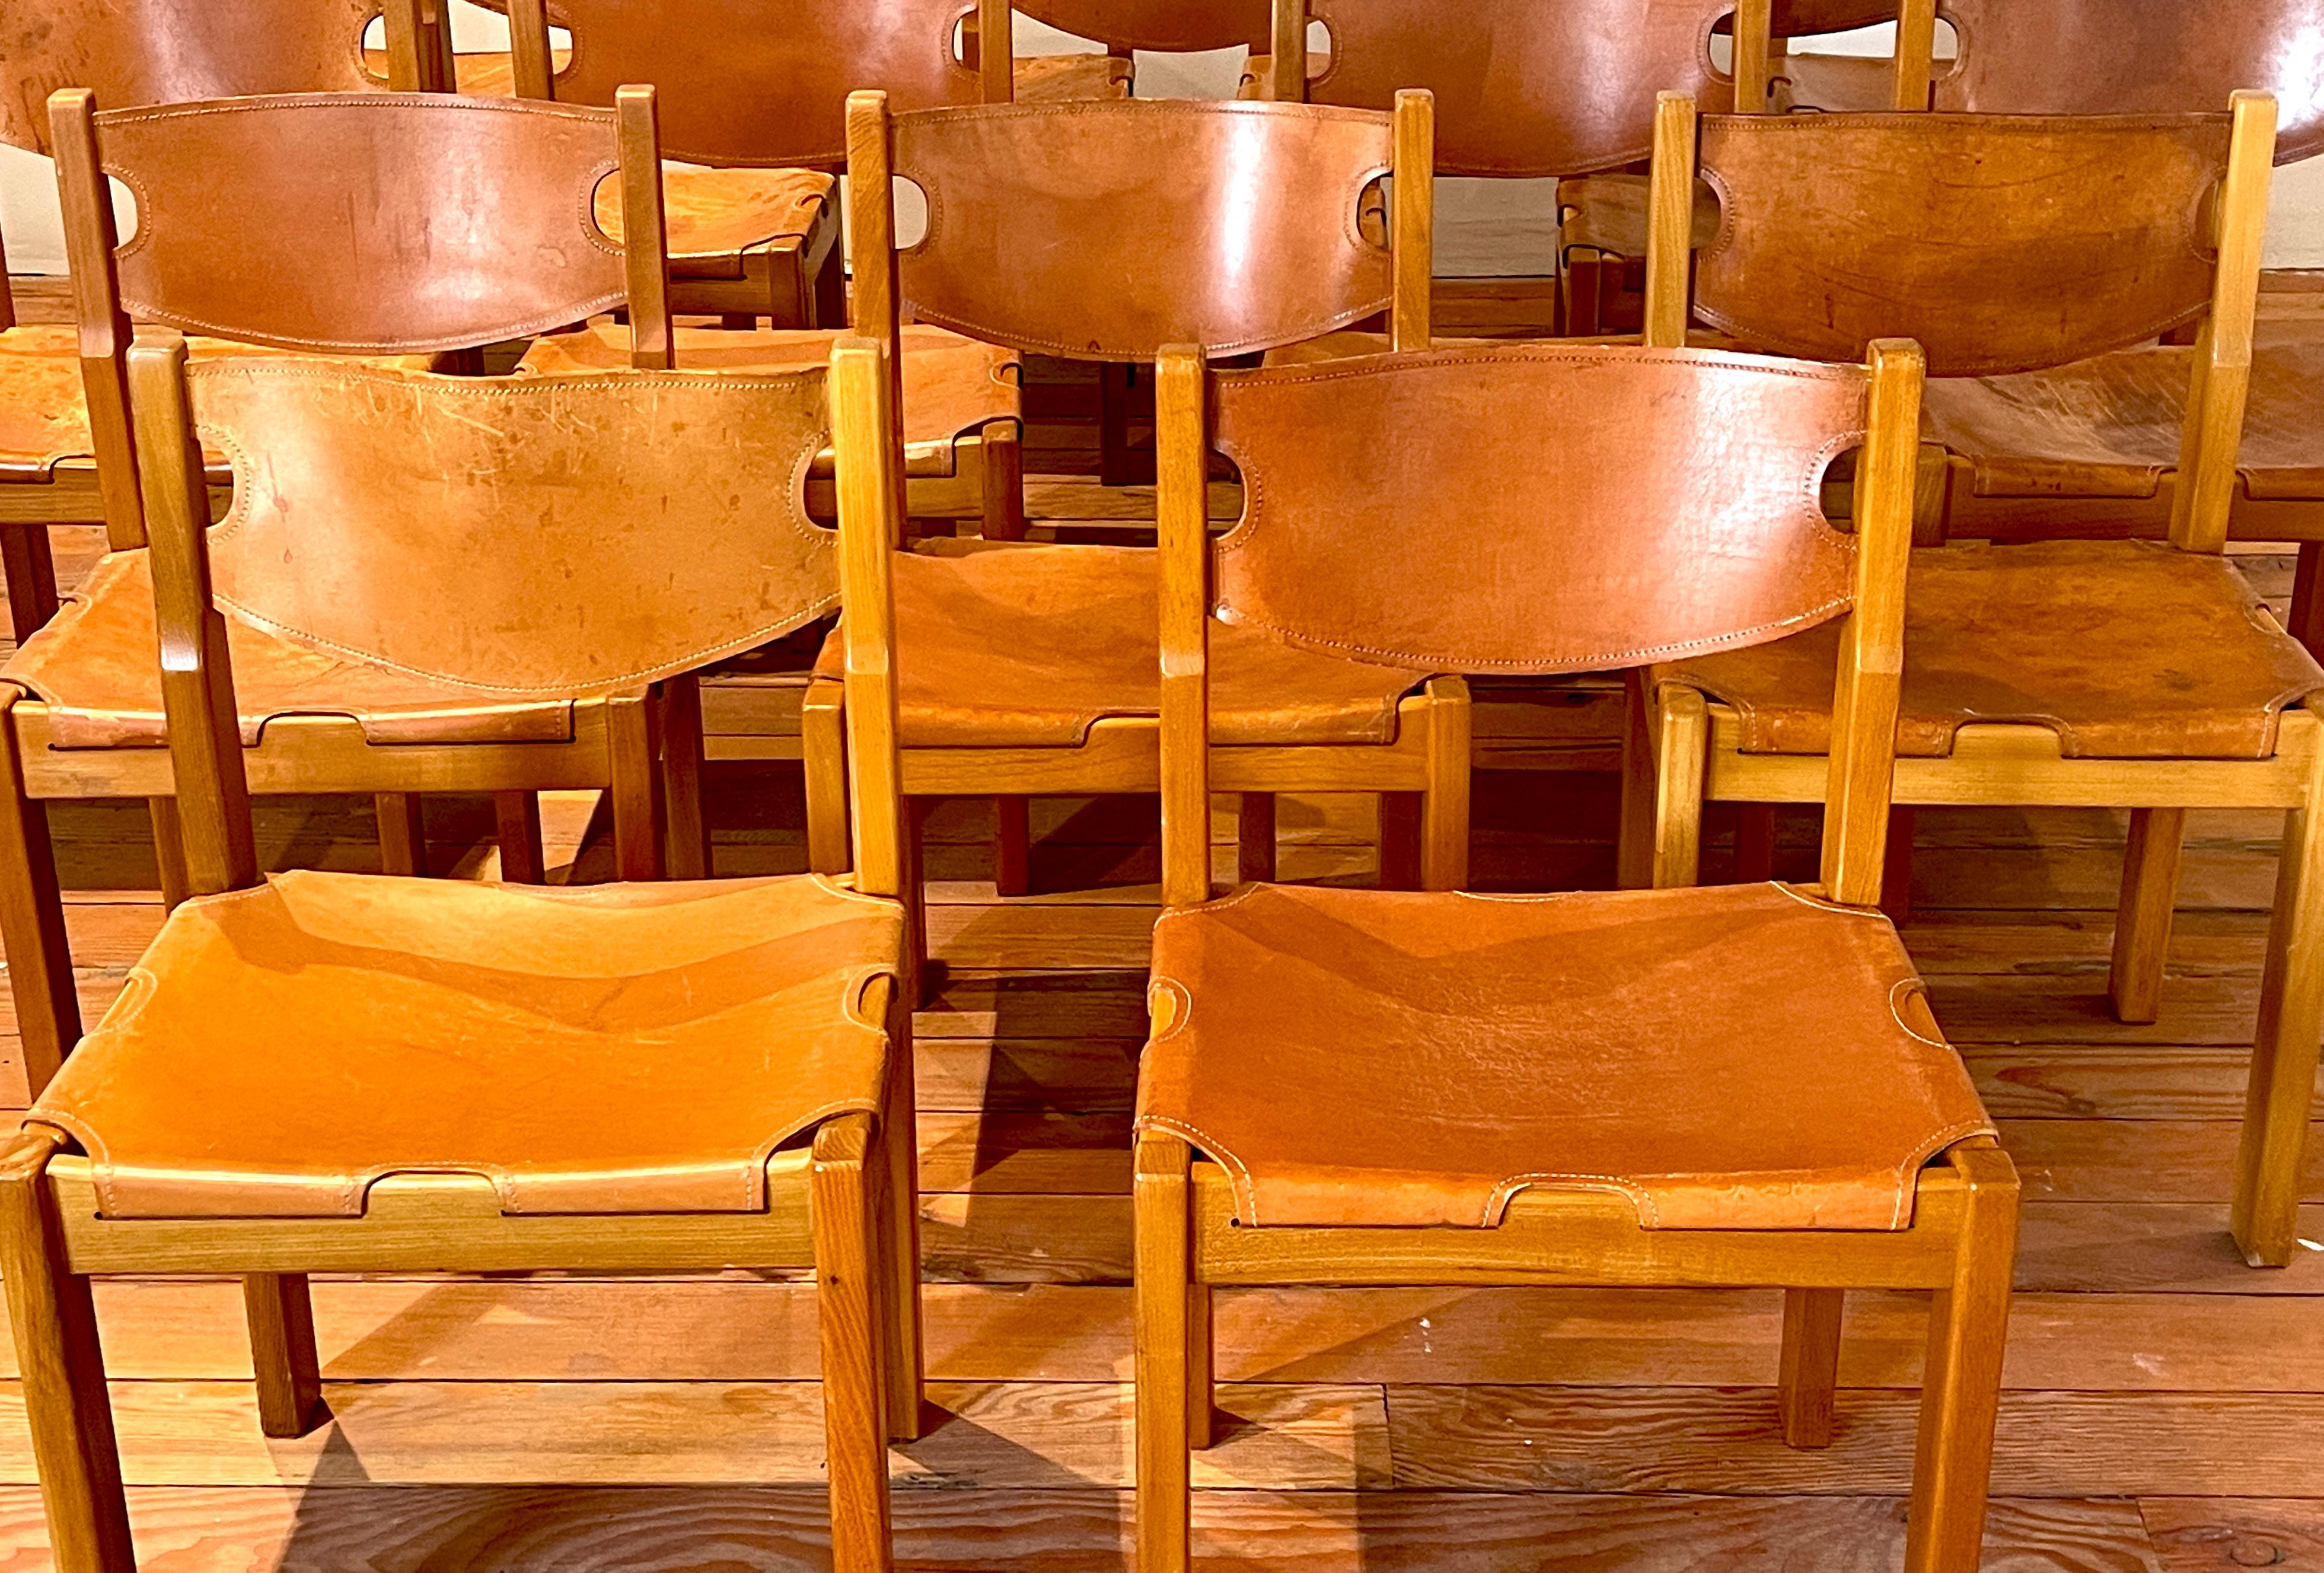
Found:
1136,881 -> 1993,1230
518,321 -> 1018,447
594,164 -> 829,270
1017,0 -> 1268,53
0,0 -> 375,154
1662,540 -> 2324,759
29,872 -> 902,1218
895,101 -> 1392,359
0,326 -> 98,477
1924,323 -> 2324,502
1695,113 -> 2229,375
1306,0 -> 1736,176
809,541 -> 1425,747
1015,53 -> 1133,101
1936,0 -> 2324,164
1211,343 -> 1863,673
101,94 -> 627,354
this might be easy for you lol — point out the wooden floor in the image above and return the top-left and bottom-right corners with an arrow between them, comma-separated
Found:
0,352 -> 2320,1568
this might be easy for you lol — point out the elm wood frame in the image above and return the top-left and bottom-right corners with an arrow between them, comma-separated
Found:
1140,339 -> 2019,1573
804,90 -> 1457,920
0,333 -> 925,1573
1631,91 -> 2322,1268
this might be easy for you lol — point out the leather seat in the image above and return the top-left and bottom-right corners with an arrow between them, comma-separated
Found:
26,870 -> 904,1218
1136,880 -> 1993,1231
809,541 -> 1430,747
1656,540 -> 2324,759
592,162 -> 833,281
5,551 -> 585,747
441,46 -> 1127,105
0,330 -> 309,482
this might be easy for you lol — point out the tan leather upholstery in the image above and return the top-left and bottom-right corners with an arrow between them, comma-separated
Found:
1304,0 -> 1737,176
1659,540 -> 2324,760
0,326 -> 106,479
1934,0 -> 2324,163
594,164 -> 829,273
1017,0 -> 1268,52
98,94 -> 631,355
1136,881 -> 1994,1230
1694,113 -> 2230,375
517,321 -> 1017,454
27,871 -> 903,1218
1012,53 -> 1132,101
810,541 -> 1426,748
1210,344 -> 1865,673
1924,324 -> 2324,503
895,101 -> 1394,359
0,0 -> 375,154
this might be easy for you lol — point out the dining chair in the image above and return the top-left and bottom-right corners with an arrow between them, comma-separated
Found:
1136,335 -> 2017,1573
0,87 -> 687,1096
803,89 -> 1461,933
0,0 -> 437,641
0,332 -> 919,1573
1634,91 -> 2324,1268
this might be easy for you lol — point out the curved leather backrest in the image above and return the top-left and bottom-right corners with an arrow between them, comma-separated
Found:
1695,113 -> 2229,375
191,361 -> 837,694
0,0 -> 375,154
897,100 -> 1392,359
1936,0 -> 2324,164
507,0 -> 976,167
1018,0 -> 1270,52
1305,0 -> 1736,176
1210,344 -> 1865,673
1774,0 -> 1895,30
100,94 -> 627,354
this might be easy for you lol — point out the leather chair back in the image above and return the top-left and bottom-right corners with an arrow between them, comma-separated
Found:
1208,344 -> 1869,671
1931,0 -> 2324,163
1018,0 -> 1270,53
1691,112 -> 2234,374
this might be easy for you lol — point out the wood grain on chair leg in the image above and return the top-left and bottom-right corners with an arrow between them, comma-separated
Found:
1134,1132 -> 1194,1573
1420,676 -> 1471,891
493,792 -> 546,884
1904,1142 -> 2019,1573
1650,685 -> 1708,889
1615,669 -> 1657,890
1186,1282 -> 1214,1452
978,422 -> 1026,542
0,1131 -> 135,1573
873,982 -> 925,1443
812,1114 -> 893,1573
0,700 -> 82,1096
148,797 -> 190,910
2109,805 -> 2185,1025
374,793 -> 428,877
802,677 -> 852,877
2234,761 -> 2324,1266
1,523 -> 59,645
243,1273 -> 323,1439
993,797 -> 1032,896
607,691 -> 664,882
1777,1287 -> 1844,1448
1237,794 -> 1276,884
658,674 -> 710,881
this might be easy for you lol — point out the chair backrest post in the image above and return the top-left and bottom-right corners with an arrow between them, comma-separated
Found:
508,0 -> 558,100
1155,345 -> 1213,911
1819,336 -> 1924,906
125,332 -> 259,898
1265,0 -> 1306,103
616,85 -> 676,370
2170,89 -> 2277,555
975,0 -> 1016,103
1732,0 -> 1774,113
1389,89 -> 1434,352
49,88 -> 143,550
843,91 -> 908,505
1891,0 -> 1937,110
1641,91 -> 1698,350
831,337 -> 908,900
381,0 -> 450,93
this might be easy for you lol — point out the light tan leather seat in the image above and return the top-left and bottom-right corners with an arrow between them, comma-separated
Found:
27,871 -> 903,1218
0,330 -> 312,482
1657,540 -> 2324,759
592,163 -> 833,282
810,541 -> 1430,748
1136,880 -> 1994,1231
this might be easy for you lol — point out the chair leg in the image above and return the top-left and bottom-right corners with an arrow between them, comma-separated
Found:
1187,1282 -> 1215,1453
0,1131 -> 136,1573
1,523 -> 60,645
1099,363 -> 1136,488
978,422 -> 1026,542
148,797 -> 190,910
1650,686 -> 1708,889
607,692 -> 665,881
2109,806 -> 2184,1026
494,792 -> 547,884
374,794 -> 428,877
993,798 -> 1032,896
1615,669 -> 1656,890
2233,772 -> 2324,1266
876,988 -> 925,1442
1904,1143 -> 2019,1573
0,702 -> 81,1095
1882,807 -> 1917,924
1777,1287 -> 1844,1448
811,1115 -> 894,1573
1420,676 -> 1471,891
1133,1132 -> 1195,1573
1378,793 -> 1421,890
1734,804 -> 1778,884
243,1274 -> 323,1439
1237,794 -> 1276,885
802,677 -> 852,877
659,674 -> 711,881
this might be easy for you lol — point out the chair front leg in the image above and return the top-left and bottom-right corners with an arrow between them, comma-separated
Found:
1420,676 -> 1471,891
1777,1287 -> 1844,1448
1650,684 -> 1708,889
802,677 -> 852,877
1133,1132 -> 1196,1573
875,987 -> 926,1442
493,792 -> 547,884
606,691 -> 665,881
2234,766 -> 2324,1266
2109,806 -> 2185,1025
812,1114 -> 894,1573
1904,1142 -> 2019,1573
994,797 -> 1033,896
243,1273 -> 323,1438
0,1131 -> 135,1573
148,798 -> 190,910
1,522 -> 60,645
1237,794 -> 1276,885
374,794 -> 428,877
658,674 -> 711,881
978,421 -> 1026,542
0,699 -> 82,1094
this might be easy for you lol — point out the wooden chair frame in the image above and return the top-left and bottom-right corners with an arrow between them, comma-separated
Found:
1629,90 -> 2320,1267
804,89 -> 1463,934
1140,337 -> 2020,1573
0,333 -> 924,1573
0,86 -> 704,1102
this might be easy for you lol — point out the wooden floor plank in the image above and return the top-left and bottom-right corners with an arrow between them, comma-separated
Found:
2141,1498 -> 2324,1572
